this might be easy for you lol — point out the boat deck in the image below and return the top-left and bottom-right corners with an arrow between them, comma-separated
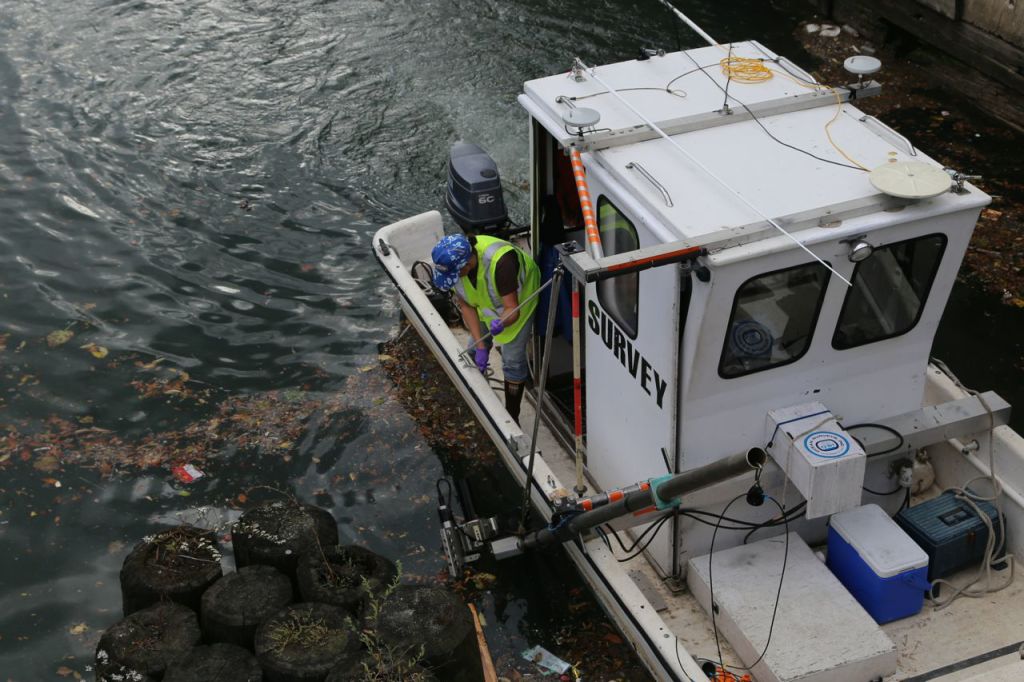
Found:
377,210 -> 1024,681
466,326 -> 1024,681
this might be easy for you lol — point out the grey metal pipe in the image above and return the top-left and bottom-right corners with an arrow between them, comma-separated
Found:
658,447 -> 766,501
521,447 -> 766,550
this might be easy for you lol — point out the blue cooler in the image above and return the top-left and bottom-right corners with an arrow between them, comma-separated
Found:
827,503 -> 931,624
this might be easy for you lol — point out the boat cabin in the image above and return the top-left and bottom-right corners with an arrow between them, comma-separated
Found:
517,41 -> 988,577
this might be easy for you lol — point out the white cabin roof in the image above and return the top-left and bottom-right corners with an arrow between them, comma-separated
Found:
519,41 -> 980,249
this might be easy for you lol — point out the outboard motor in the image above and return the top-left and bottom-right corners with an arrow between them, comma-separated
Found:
445,142 -> 509,235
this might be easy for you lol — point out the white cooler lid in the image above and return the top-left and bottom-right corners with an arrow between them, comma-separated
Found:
830,503 -> 928,578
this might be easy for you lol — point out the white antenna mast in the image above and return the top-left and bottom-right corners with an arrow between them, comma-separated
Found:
577,60 -> 852,286
652,0 -> 717,46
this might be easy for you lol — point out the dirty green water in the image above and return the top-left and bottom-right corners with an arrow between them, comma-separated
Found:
1,1 -> 1022,680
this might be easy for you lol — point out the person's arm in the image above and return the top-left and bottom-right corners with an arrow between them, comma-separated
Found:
493,252 -> 522,328
459,297 -> 485,349
498,291 -> 520,326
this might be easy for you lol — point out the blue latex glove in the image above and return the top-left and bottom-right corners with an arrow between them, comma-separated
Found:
474,347 -> 489,373
489,318 -> 505,337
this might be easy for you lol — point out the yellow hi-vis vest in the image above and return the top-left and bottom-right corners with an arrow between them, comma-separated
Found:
455,235 -> 540,345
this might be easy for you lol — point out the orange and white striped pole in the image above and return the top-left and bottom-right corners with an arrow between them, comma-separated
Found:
567,147 -> 597,495
569,148 -> 603,259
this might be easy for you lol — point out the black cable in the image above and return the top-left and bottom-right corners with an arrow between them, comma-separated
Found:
605,513 -> 675,562
901,488 -> 911,511
664,65 -> 715,91
770,57 -> 821,87
862,484 -> 904,496
566,86 -> 688,101
616,520 -> 673,562
676,49 -> 867,172
710,496 -> 791,674
842,422 -> 905,456
604,515 -> 666,555
685,501 -> 807,533
675,637 -> 696,682
721,43 -> 734,112
742,505 -> 807,545
737,497 -> 790,672
707,494 -> 792,673
709,493 -> 746,670
436,477 -> 453,503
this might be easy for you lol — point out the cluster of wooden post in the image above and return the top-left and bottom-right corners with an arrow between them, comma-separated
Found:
95,501 -> 481,682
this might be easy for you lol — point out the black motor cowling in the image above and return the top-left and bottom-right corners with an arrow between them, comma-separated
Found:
445,142 -> 508,234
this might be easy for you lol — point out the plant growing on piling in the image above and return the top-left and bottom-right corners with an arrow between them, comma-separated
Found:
267,610 -> 348,656
140,526 -> 221,571
352,561 -> 429,681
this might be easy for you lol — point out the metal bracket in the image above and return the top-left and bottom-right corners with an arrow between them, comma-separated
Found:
556,240 -> 705,284
945,167 -> 982,195
570,81 -> 882,153
851,391 -> 1010,457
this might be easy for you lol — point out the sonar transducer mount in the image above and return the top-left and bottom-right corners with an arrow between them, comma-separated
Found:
869,161 -> 951,200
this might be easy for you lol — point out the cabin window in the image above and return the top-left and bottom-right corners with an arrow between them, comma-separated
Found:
596,196 -> 640,338
719,262 -> 831,378
832,233 -> 947,350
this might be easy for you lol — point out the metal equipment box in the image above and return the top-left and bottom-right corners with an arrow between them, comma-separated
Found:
827,504 -> 931,623
765,402 -> 866,518
895,491 -> 1004,580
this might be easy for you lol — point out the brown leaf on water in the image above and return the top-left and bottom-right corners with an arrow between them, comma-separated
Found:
68,622 -> 88,635
135,357 -> 165,370
80,343 -> 109,359
46,329 -> 74,348
33,454 -> 60,473
56,666 -> 75,677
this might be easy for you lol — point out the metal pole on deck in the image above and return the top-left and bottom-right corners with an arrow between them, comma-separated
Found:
518,265 -> 564,533
571,280 -> 586,496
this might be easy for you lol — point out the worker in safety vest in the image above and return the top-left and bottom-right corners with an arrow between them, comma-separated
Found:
431,233 -> 540,424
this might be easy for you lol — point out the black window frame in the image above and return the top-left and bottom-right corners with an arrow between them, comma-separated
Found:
718,261 -> 832,379
595,195 -> 640,339
831,233 -> 947,351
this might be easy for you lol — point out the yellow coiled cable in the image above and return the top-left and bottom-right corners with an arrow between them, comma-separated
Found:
719,56 -> 773,84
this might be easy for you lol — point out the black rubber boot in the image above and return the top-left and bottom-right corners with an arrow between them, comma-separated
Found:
504,381 -> 525,425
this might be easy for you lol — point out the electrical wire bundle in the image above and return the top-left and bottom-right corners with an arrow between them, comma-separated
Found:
719,55 -> 772,83
595,501 -> 806,563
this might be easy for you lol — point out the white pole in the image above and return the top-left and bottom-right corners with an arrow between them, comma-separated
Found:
652,0 -> 717,47
579,61 -> 853,287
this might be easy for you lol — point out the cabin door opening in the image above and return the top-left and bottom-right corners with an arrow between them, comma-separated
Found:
529,120 -> 586,447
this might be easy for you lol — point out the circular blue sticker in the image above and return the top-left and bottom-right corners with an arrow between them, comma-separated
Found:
803,431 -> 850,459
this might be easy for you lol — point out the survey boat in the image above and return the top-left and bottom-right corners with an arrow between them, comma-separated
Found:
373,10 -> 1023,681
